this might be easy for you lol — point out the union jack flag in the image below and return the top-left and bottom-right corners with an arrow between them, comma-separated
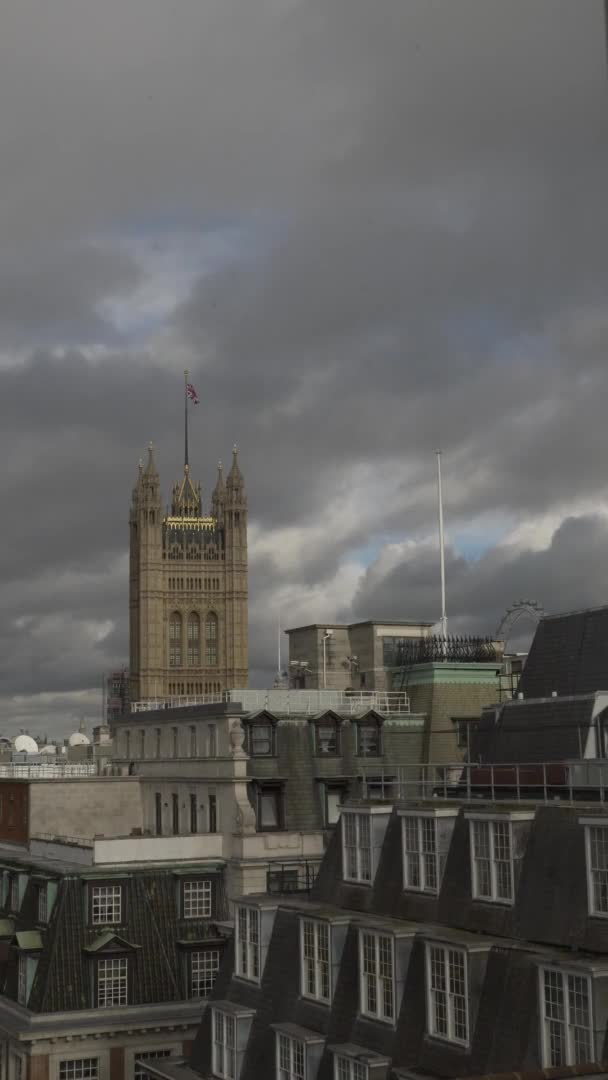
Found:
186,382 -> 200,405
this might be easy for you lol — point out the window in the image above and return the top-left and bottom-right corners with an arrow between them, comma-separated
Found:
316,722 -> 340,755
249,722 -> 274,756
97,957 -> 128,1007
213,1009 -> 236,1080
277,1033 -> 305,1080
236,905 -> 260,981
359,931 -> 394,1023
209,723 -> 217,757
135,1052 -> 172,1080
334,1057 -> 367,1080
325,785 -> 346,826
209,793 -> 217,833
356,723 -> 381,757
190,793 -> 198,834
183,879 -> 212,919
206,612 -> 218,666
169,612 -> 182,667
426,944 -> 469,1046
256,784 -> 283,830
37,884 -> 48,922
172,727 -> 179,757
125,730 -> 131,758
540,967 -> 593,1067
453,718 -> 478,752
191,948 -> 220,998
403,816 -> 440,893
17,953 -> 26,1005
470,819 -> 513,903
9,876 -> 18,912
91,884 -> 122,925
59,1062 -> 99,1080
343,813 -> 372,883
187,613 -> 201,666
139,730 -> 146,759
585,824 -> 608,915
190,725 -> 197,756
155,728 -> 162,758
301,918 -> 330,1003
155,793 -> 162,836
172,793 -> 179,835
12,1057 -> 24,1080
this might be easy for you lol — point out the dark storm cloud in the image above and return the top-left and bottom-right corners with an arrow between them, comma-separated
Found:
0,0 -> 606,730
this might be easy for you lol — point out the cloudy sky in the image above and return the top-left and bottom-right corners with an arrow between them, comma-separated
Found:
1,0 -> 607,736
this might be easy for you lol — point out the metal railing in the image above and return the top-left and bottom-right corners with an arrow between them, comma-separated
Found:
354,759 -> 608,803
0,763 -> 98,778
266,860 -> 321,894
130,688 -> 411,715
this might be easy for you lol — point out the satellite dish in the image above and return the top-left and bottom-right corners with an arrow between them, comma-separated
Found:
14,734 -> 39,754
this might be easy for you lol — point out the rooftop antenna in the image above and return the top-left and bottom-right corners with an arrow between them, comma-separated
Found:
278,616 -> 282,677
436,450 -> 448,641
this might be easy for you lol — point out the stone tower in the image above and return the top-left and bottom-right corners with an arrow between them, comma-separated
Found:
129,443 -> 248,702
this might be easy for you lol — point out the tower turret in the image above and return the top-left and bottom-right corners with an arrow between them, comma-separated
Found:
211,460 -> 226,518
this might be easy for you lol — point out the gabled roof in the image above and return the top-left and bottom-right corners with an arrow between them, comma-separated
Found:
83,931 -> 141,954
519,606 -> 608,699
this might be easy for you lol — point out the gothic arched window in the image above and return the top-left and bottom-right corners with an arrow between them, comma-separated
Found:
187,612 -> 201,666
169,612 -> 182,668
206,612 -> 218,666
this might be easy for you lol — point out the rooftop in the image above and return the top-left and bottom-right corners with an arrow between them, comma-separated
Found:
285,619 -> 436,633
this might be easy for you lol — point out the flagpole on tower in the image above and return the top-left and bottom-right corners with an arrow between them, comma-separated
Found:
184,369 -> 189,468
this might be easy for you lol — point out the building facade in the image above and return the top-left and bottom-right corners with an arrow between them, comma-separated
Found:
286,623 -> 435,693
179,798 -> 608,1080
0,836 -> 230,1080
129,445 -> 248,703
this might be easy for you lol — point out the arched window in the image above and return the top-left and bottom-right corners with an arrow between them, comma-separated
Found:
187,612 -> 200,666
206,613 -> 218,666
169,612 -> 182,667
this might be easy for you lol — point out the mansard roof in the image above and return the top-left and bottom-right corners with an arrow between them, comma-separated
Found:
519,605 -> 608,699
473,693 -> 602,763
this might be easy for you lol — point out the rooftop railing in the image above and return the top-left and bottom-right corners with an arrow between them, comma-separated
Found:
130,688 -> 411,715
355,759 -> 608,803
0,763 -> 98,778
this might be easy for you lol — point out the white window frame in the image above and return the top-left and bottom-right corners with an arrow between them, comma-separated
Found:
97,956 -> 128,1008
191,948 -> 220,999
539,966 -> 594,1068
276,1032 -> 305,1080
583,820 -> 608,916
402,815 -> 440,894
212,1008 -> 237,1080
425,943 -> 469,1046
183,879 -> 212,919
38,883 -> 48,923
300,918 -> 331,1004
91,884 -> 122,925
10,876 -> 19,913
469,818 -> 514,904
358,930 -> 395,1024
342,812 -> 372,884
235,905 -> 260,982
58,1061 -> 99,1080
17,953 -> 27,1005
333,1056 -> 368,1080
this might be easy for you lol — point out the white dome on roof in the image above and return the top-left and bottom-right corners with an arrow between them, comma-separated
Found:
68,732 -> 90,747
14,734 -> 39,754
39,744 -> 56,754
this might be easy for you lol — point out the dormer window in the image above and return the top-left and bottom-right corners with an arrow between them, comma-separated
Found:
313,714 -> 342,756
342,807 -> 391,885
465,810 -> 534,906
90,884 -> 123,926
581,818 -> 608,916
355,716 -> 383,757
246,715 -> 276,757
400,809 -> 458,895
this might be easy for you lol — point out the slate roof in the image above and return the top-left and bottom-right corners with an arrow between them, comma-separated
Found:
519,606 -> 608,699
472,694 -> 598,763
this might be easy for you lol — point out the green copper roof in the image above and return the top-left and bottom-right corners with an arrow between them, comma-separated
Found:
15,931 -> 43,951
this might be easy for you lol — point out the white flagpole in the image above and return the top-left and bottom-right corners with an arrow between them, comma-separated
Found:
436,450 -> 448,642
